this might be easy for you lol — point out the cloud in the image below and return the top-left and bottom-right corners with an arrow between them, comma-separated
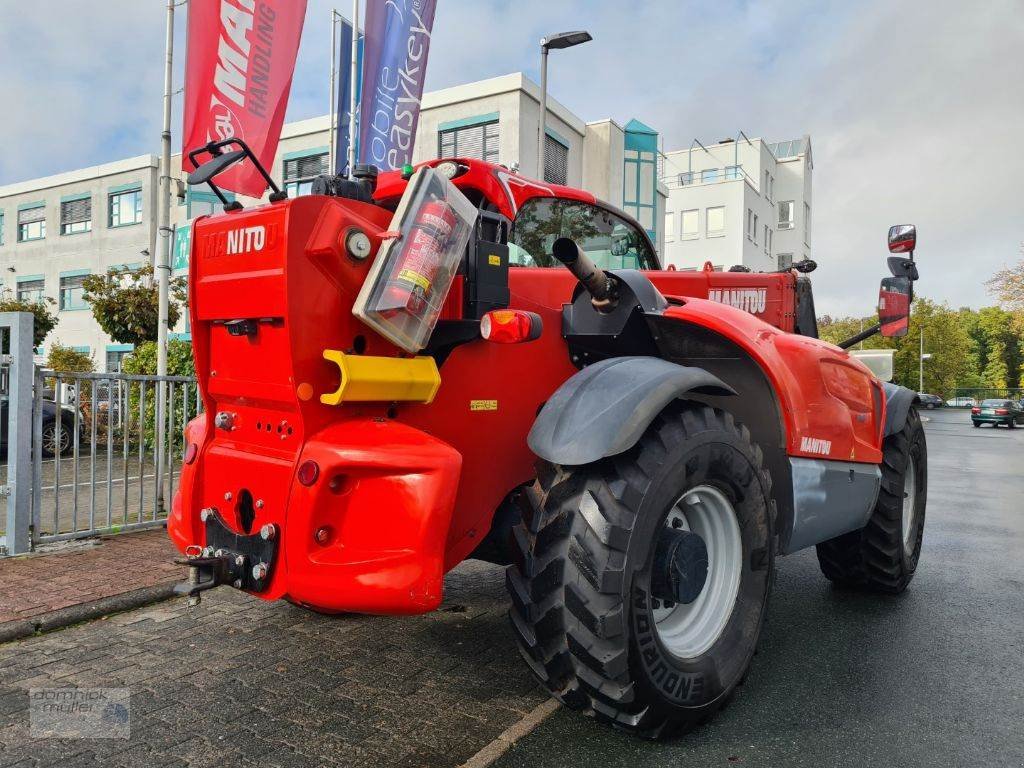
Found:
1,0 -> 1021,316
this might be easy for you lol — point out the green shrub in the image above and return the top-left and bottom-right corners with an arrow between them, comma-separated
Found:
0,290 -> 57,348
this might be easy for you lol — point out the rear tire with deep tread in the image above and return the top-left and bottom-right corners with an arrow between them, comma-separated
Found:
506,402 -> 774,738
816,408 -> 927,593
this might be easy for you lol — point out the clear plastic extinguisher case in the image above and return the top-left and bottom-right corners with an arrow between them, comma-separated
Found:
353,166 -> 477,353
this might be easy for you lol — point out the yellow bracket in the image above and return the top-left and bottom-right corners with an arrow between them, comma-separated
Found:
321,350 -> 441,405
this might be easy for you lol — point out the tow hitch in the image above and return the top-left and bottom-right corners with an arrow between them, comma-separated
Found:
174,509 -> 279,607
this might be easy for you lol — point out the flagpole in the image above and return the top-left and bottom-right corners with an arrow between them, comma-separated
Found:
156,0 -> 175,511
329,9 -> 338,176
348,0 -> 359,175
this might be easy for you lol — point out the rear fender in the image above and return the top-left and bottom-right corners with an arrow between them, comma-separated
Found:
527,356 -> 734,466
882,382 -> 920,437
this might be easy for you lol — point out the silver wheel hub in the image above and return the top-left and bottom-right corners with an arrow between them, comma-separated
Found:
651,485 -> 743,660
901,453 -> 917,549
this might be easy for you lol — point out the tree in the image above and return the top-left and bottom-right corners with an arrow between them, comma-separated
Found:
122,339 -> 195,377
0,290 -> 58,348
46,343 -> 94,374
986,244 -> 1024,310
82,266 -> 187,346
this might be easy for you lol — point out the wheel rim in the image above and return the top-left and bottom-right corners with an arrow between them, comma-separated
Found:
901,453 -> 917,549
42,425 -> 69,455
651,485 -> 743,660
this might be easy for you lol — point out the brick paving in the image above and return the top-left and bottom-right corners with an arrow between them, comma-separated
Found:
0,560 -> 550,768
0,529 -> 179,627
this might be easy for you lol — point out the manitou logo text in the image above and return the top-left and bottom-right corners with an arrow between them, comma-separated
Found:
226,226 -> 266,255
800,436 -> 832,456
708,288 -> 767,315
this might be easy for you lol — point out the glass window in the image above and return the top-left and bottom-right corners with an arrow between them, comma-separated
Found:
678,171 -> 694,186
17,278 -> 45,302
701,168 -> 719,183
543,135 -> 569,185
106,347 -> 134,373
59,273 -> 89,311
438,121 -> 499,165
724,166 -> 741,180
60,198 -> 92,234
778,253 -> 793,270
804,202 -> 811,245
707,206 -> 725,237
778,200 -> 794,230
624,167 -> 638,202
283,153 -> 329,197
510,198 -> 658,270
764,225 -> 770,255
681,209 -> 699,240
18,206 -> 46,242
746,208 -> 753,238
664,212 -> 675,242
753,214 -> 759,244
109,189 -> 143,227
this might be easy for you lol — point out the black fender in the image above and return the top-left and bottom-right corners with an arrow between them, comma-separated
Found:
527,356 -> 735,466
882,382 -> 920,437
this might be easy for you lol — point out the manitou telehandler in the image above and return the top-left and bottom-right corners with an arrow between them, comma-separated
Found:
171,139 -> 926,737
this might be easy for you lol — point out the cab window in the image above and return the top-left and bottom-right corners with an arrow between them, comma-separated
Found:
509,198 -> 657,269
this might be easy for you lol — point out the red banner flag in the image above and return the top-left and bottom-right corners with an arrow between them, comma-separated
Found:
183,0 -> 307,197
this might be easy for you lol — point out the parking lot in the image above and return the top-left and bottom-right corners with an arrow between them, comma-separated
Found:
0,407 -> 1021,767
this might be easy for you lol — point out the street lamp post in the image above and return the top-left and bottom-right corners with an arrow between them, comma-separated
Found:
919,330 -> 932,392
538,30 -> 591,181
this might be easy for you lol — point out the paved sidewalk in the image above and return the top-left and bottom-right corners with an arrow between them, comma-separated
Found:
0,528 -> 180,641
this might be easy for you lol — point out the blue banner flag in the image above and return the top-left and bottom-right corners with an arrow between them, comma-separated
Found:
358,0 -> 437,171
334,18 -> 364,176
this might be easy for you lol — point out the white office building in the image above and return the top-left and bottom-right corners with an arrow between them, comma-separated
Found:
660,135 -> 813,272
0,73 -> 667,370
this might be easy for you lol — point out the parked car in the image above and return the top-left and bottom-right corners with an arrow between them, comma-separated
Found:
946,396 -> 977,407
917,393 -> 944,409
0,397 -> 81,457
971,399 -> 1024,428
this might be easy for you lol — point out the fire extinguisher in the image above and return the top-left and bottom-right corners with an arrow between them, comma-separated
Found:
382,198 -> 458,314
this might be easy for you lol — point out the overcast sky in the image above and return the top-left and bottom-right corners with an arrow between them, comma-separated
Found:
1,0 -> 1021,316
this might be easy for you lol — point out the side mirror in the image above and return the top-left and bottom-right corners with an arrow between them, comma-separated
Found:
888,224 -> 916,254
878,276 -> 911,338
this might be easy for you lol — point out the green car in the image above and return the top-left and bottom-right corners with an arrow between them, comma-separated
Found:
972,399 -> 1024,428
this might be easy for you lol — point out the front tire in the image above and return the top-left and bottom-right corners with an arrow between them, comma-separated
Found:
816,408 -> 927,593
507,403 -> 775,738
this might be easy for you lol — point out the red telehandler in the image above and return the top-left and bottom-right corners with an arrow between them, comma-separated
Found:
170,139 -> 926,737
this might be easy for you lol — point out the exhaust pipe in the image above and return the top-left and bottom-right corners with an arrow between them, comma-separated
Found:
552,237 -> 616,308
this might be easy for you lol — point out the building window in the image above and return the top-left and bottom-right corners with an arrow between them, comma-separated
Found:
664,212 -> 675,242
283,152 -> 329,197
106,345 -> 134,373
804,202 -> 811,246
753,214 -> 759,244
59,273 -> 89,311
746,209 -> 753,240
439,121 -> 499,164
764,225 -> 770,255
678,171 -> 694,186
109,189 -> 143,227
724,166 -> 741,181
768,175 -> 774,201
17,278 -> 44,303
681,209 -> 699,240
17,206 -> 46,242
543,134 -> 569,185
707,206 -> 725,237
60,197 -> 92,235
0,212 -> 4,246
778,253 -> 793,270
701,168 -> 719,183
778,200 -> 794,230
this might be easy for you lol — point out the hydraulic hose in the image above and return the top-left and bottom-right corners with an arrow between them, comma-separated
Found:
552,237 -> 616,307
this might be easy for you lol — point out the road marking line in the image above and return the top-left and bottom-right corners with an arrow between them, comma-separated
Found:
459,699 -> 560,768
42,474 -> 156,492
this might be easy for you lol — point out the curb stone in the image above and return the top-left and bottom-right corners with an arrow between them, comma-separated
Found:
0,582 -> 179,644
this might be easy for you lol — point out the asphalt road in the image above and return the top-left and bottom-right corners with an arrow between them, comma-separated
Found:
493,408 -> 1024,768
0,408 -> 1020,768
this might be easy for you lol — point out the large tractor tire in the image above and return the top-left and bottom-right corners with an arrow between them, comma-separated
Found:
507,403 -> 775,738
816,408 -> 927,593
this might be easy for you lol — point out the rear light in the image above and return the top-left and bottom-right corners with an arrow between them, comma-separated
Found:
995,408 -> 1009,415
480,310 -> 543,344
297,460 -> 320,486
183,443 -> 198,465
971,407 -> 981,414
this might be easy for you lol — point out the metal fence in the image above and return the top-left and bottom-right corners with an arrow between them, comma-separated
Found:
28,371 -> 201,546
0,313 -> 203,555
945,388 -> 1024,405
